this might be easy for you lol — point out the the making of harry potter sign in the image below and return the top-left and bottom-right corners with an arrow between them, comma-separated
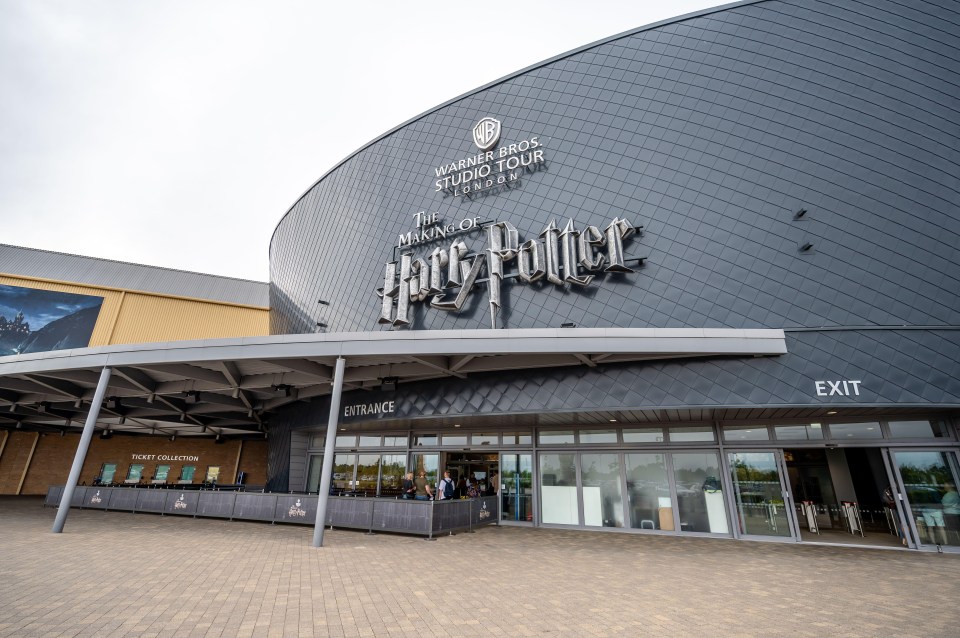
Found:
377,118 -> 643,329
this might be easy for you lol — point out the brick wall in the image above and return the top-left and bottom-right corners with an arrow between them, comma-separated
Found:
0,431 -> 39,494
0,432 -> 268,495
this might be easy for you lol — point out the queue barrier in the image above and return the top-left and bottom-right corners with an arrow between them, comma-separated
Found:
44,486 -> 499,537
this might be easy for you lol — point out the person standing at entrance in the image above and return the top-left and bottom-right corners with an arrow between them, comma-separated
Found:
488,471 -> 499,496
438,471 -> 455,500
402,472 -> 416,499
414,471 -> 433,500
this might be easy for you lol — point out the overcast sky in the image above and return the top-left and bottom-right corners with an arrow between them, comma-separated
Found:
1,0 -> 719,282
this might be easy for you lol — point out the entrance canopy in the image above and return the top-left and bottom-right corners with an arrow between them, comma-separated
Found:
0,328 -> 786,439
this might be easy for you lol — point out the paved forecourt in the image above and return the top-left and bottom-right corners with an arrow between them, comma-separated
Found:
1,497 -> 957,637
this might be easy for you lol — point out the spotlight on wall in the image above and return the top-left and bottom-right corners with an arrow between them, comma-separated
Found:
317,300 -> 330,306
185,392 -> 200,404
560,322 -> 577,328
794,208 -> 808,220
215,434 -> 225,445
99,429 -> 112,440
316,322 -> 328,329
380,377 -> 398,391
108,397 -> 121,411
37,402 -> 49,414
170,434 -> 176,442
118,416 -> 126,425
799,242 -> 814,252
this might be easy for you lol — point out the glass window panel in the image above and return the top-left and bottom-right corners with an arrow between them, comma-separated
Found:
383,435 -> 407,447
179,465 -> 195,482
332,453 -> 356,492
441,434 -> 468,446
411,453 -> 439,492
502,432 -> 532,445
668,426 -> 715,443
472,433 -> 498,446
358,435 -> 381,447
540,453 -> 578,524
356,454 -> 381,493
414,434 -> 438,446
671,452 -> 728,534
539,430 -> 575,444
829,422 -> 882,439
336,435 -> 357,447
894,451 -> 960,547
581,454 -> 623,528
773,423 -> 824,441
126,464 -> 144,482
310,434 -> 325,448
623,428 -> 664,443
379,454 -> 406,497
579,430 -> 617,444
100,463 -> 117,483
728,452 -> 791,537
154,465 -> 170,481
625,453 -> 671,530
306,454 -> 324,493
887,420 -> 949,439
723,426 -> 770,442
501,453 -> 533,523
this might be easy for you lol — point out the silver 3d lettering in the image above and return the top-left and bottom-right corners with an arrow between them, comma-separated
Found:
378,216 -> 640,328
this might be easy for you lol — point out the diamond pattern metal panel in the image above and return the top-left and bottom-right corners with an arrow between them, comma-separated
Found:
270,0 -> 960,338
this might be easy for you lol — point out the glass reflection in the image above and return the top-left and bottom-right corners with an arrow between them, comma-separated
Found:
379,454 -> 405,497
672,452 -> 728,534
332,453 -> 356,492
625,453 -> 671,530
895,451 -> 960,547
728,452 -> 791,537
540,453 -> 577,524
501,453 -> 533,523
581,454 -> 623,527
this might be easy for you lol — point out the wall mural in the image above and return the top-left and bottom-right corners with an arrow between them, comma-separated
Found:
0,284 -> 103,356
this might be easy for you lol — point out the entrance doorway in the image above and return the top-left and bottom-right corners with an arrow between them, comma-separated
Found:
784,448 -> 906,547
442,451 -> 499,499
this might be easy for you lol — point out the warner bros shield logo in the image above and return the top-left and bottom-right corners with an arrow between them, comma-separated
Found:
472,117 -> 501,151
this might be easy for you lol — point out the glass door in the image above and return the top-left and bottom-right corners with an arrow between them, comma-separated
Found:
727,451 -> 796,539
891,450 -> 960,549
501,453 -> 533,523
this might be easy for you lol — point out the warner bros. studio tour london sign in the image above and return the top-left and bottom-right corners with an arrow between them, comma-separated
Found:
376,118 -> 644,329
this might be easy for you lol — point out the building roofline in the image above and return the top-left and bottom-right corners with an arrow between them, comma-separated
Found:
1,243 -> 267,287
268,0 -> 765,254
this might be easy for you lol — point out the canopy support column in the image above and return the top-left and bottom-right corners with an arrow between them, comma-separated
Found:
52,366 -> 111,534
312,356 -> 346,548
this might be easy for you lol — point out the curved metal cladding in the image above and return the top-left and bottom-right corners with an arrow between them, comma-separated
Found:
271,0 -> 960,337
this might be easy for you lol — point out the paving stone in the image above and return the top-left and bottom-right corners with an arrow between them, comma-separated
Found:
1,496 -> 958,637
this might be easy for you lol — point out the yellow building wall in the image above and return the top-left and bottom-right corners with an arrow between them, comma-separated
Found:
0,274 -> 268,346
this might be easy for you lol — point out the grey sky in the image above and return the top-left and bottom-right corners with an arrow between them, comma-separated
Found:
0,0 -> 719,282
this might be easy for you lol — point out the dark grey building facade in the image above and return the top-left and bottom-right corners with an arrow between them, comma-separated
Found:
267,0 -> 960,549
